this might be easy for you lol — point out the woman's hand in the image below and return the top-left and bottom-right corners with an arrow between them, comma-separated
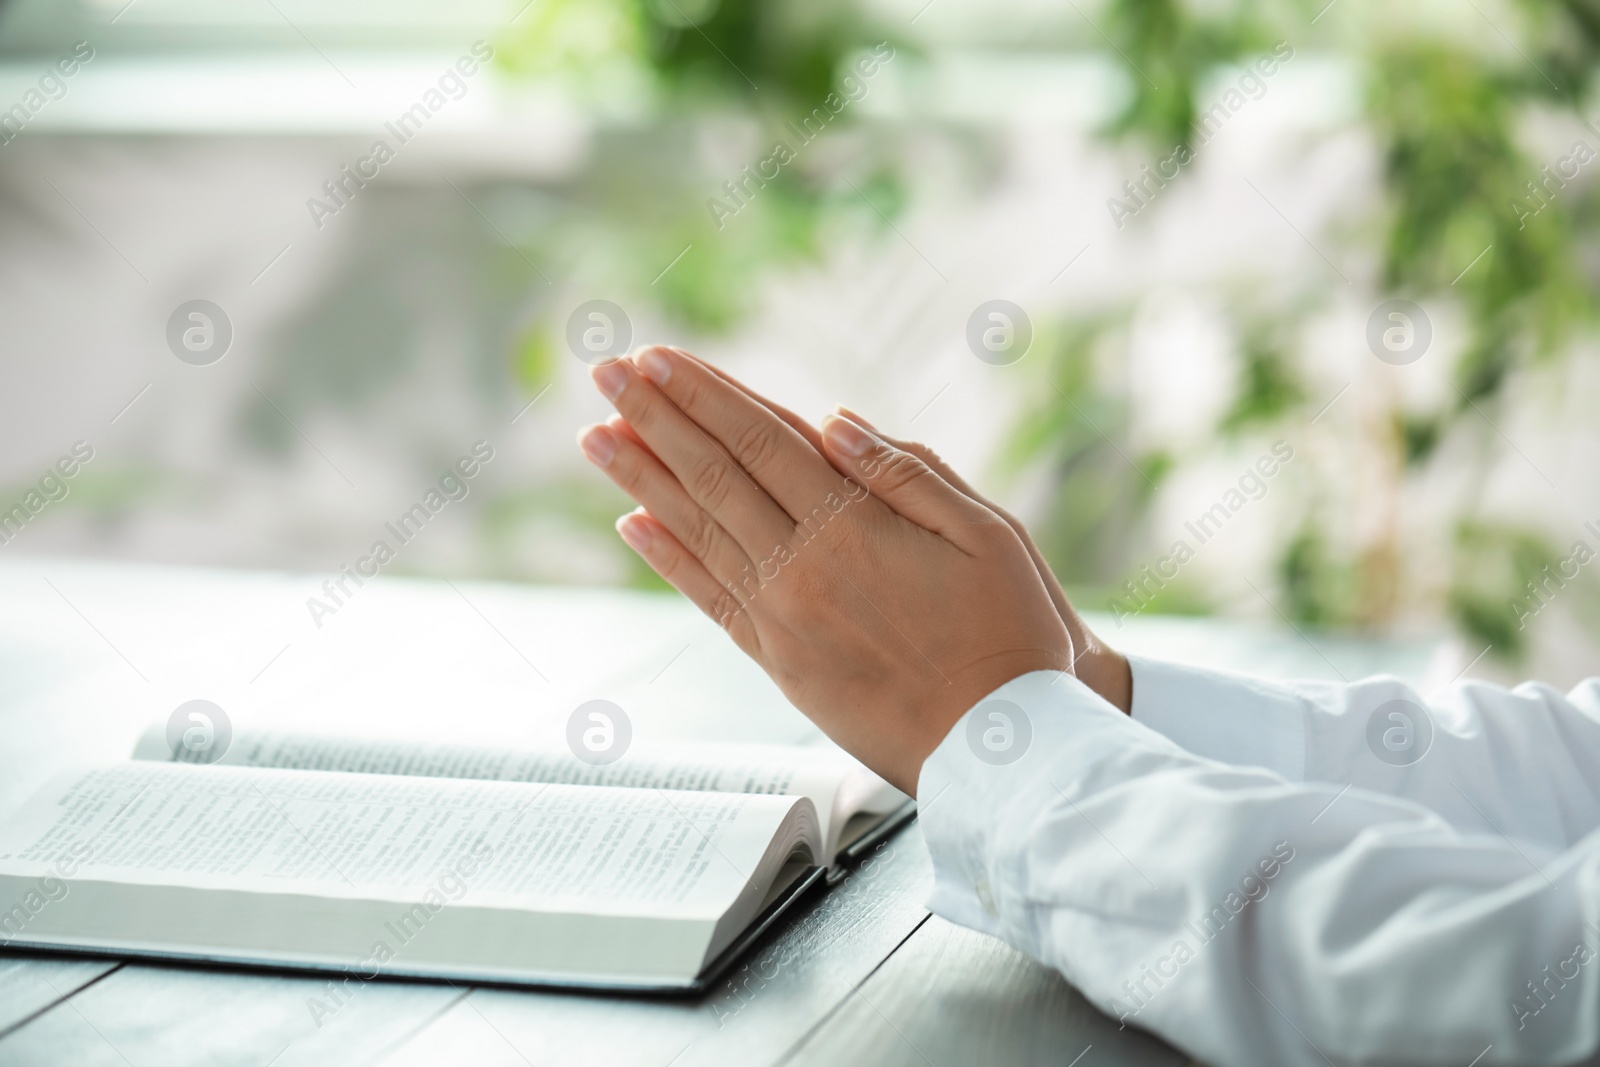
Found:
604,348 -> 1132,717
576,345 -> 1078,794
824,408 -> 1132,716
684,352 -> 1129,714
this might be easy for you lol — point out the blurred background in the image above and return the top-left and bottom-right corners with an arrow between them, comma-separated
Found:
2,0 -> 1598,690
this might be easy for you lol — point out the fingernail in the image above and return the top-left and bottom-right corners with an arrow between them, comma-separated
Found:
822,414 -> 873,457
637,346 -> 673,386
578,424 -> 616,466
592,361 -> 627,401
617,511 -> 653,553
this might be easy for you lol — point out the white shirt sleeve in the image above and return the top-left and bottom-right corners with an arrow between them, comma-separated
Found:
917,668 -> 1600,1066
1127,654 -> 1600,850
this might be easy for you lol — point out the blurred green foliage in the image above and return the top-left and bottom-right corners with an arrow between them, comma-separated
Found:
494,0 -> 906,332
1001,317 -> 1169,592
1009,0 -> 1600,659
482,478 -> 673,589
1102,0 -> 1284,150
485,0 -> 1600,660
479,0 -> 912,588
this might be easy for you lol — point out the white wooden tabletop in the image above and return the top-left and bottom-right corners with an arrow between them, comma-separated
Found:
0,556 -> 1437,1066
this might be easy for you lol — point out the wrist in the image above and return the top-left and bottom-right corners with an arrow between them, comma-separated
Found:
1071,640 -> 1132,715
901,645 -> 1072,795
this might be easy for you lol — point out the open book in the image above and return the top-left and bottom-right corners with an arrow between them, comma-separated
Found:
0,727 -> 910,991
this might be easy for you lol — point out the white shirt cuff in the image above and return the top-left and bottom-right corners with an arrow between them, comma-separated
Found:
915,669 -> 1153,946
1127,653 -> 1308,781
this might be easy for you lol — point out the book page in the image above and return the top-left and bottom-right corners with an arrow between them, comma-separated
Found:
0,762 -> 810,917
133,727 -> 905,856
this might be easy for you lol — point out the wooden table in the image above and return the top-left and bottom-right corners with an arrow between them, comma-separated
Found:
0,558 -> 1435,1066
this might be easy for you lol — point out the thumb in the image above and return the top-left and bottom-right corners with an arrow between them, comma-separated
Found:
821,413 -> 995,547
836,405 -> 984,501
835,408 -> 1073,622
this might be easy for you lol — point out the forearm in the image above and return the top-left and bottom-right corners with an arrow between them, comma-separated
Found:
1127,656 -> 1600,850
919,670 -> 1600,1066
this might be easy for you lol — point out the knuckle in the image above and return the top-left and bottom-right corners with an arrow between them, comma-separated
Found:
880,433 -> 936,465
690,456 -> 735,511
654,542 -> 684,581
608,448 -> 645,494
624,389 -> 665,434
728,418 -> 778,472
870,450 -> 932,493
683,511 -> 722,560
672,369 -> 708,413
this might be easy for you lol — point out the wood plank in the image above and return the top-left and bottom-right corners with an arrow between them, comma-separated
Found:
780,916 -> 1193,1067
374,826 -> 933,1067
0,959 -> 464,1067
0,955 -> 119,1036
